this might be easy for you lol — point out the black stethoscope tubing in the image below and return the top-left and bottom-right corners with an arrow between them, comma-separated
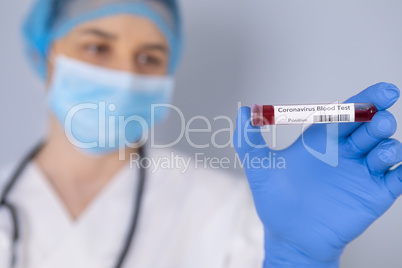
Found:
0,141 -> 146,268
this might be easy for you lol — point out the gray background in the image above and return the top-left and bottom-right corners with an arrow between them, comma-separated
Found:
1,0 -> 402,267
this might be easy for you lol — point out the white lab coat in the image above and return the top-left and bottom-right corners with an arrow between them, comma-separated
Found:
0,147 -> 265,268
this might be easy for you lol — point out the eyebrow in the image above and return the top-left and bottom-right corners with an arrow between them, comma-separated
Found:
79,28 -> 117,40
140,44 -> 168,54
79,28 -> 168,53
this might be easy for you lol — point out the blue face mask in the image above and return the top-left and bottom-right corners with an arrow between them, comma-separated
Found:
47,55 -> 174,155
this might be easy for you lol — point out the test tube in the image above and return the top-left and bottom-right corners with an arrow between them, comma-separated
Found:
251,103 -> 377,126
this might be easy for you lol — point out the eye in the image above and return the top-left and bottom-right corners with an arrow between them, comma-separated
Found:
137,53 -> 162,67
84,44 -> 110,55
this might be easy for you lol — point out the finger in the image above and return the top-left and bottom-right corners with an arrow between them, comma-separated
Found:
233,106 -> 271,160
366,139 -> 402,175
234,107 -> 277,191
342,111 -> 397,157
339,82 -> 400,138
384,165 -> 402,199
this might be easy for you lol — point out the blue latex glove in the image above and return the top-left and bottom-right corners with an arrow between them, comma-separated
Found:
234,82 -> 402,267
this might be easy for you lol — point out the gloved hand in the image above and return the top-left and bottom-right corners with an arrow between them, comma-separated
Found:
234,82 -> 402,268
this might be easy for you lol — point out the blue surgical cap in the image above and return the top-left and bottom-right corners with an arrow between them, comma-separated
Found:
22,0 -> 183,79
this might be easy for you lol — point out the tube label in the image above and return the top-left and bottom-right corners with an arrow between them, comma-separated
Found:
274,103 -> 355,125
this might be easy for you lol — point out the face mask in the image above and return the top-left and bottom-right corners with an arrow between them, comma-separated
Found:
47,55 -> 174,155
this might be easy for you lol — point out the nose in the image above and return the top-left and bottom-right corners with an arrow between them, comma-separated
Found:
110,56 -> 138,74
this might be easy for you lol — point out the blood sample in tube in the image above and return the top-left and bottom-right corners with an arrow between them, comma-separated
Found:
251,103 -> 377,126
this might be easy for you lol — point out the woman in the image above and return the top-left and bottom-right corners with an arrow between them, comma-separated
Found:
1,0 -> 401,268
0,0 -> 264,267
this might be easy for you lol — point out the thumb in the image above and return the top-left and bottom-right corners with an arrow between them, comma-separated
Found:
233,106 -> 271,162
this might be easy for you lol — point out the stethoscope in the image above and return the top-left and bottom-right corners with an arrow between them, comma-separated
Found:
0,141 -> 146,268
